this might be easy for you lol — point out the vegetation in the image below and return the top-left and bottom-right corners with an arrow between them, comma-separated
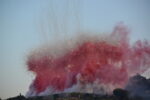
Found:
5,90 -> 146,100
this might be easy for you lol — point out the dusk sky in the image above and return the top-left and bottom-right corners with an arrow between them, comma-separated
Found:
0,0 -> 150,99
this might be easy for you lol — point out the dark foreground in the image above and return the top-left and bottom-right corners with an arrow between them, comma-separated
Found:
3,75 -> 150,100
5,91 -> 148,100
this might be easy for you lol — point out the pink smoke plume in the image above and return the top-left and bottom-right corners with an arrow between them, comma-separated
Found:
26,24 -> 150,96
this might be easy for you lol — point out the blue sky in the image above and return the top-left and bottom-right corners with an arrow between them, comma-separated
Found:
0,0 -> 150,99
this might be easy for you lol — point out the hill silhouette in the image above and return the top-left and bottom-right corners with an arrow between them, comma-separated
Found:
4,75 -> 150,100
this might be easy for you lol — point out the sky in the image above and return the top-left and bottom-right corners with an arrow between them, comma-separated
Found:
0,0 -> 150,99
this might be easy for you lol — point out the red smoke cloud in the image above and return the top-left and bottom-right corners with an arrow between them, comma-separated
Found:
26,24 -> 150,96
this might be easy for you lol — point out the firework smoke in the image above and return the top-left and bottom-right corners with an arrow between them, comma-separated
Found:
26,24 -> 150,97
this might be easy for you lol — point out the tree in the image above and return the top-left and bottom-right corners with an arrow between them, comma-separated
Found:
113,88 -> 129,100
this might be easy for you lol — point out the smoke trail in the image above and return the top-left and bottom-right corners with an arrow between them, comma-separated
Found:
25,0 -> 150,97
26,24 -> 150,97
